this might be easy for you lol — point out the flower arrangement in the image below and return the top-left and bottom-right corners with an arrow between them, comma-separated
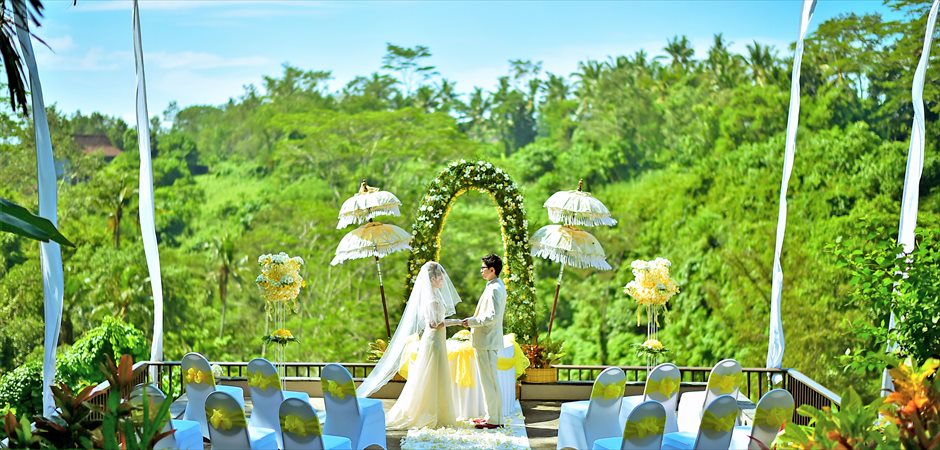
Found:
262,328 -> 298,345
256,252 -> 305,313
450,329 -> 471,342
634,338 -> 669,358
405,160 -> 537,340
624,258 -> 679,368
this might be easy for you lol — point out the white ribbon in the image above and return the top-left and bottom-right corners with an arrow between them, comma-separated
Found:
133,0 -> 164,364
881,0 -> 940,394
13,0 -> 65,416
766,0 -> 816,370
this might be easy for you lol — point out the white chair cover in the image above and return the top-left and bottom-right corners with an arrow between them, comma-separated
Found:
280,397 -> 353,450
205,391 -> 277,450
247,358 -> 313,448
663,395 -> 739,450
677,359 -> 741,433
730,389 -> 794,450
497,335 -> 520,415
130,384 -> 202,450
557,367 -> 626,450
620,363 -> 680,434
321,363 -> 386,449
594,400 -> 666,450
182,352 -> 246,438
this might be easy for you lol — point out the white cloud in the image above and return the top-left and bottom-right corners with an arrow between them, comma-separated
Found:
145,51 -> 269,70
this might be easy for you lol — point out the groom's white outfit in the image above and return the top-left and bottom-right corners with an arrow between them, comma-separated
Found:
466,277 -> 506,426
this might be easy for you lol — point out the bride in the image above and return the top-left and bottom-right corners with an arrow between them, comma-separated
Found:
356,261 -> 461,429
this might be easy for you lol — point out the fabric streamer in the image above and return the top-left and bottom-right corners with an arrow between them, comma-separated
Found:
133,0 -> 165,365
881,0 -> 940,394
766,0 -> 816,370
13,0 -> 65,417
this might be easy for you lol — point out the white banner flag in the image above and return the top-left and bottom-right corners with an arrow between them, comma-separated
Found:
766,0 -> 816,370
133,0 -> 164,364
881,0 -> 940,394
13,0 -> 65,416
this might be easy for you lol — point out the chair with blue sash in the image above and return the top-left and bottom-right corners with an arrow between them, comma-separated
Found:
321,363 -> 386,449
205,391 -> 277,450
594,400 -> 666,450
280,397 -> 353,450
247,358 -> 315,449
557,367 -> 627,450
662,395 -> 739,450
129,384 -> 202,450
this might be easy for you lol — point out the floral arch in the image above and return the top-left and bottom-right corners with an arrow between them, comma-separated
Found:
405,160 -> 537,340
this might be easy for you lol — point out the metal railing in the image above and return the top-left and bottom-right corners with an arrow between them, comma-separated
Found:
786,369 -> 841,426
86,361 -> 150,420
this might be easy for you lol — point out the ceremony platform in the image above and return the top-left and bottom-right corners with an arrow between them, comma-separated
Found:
94,360 -> 840,449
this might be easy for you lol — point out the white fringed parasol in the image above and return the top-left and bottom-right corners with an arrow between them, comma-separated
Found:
336,181 -> 402,229
531,225 -> 612,339
543,180 -> 617,227
333,180 -> 411,338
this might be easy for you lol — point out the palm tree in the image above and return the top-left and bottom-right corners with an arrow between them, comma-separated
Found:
663,35 -> 695,70
746,41 -> 779,86
206,236 -> 246,337
572,60 -> 604,116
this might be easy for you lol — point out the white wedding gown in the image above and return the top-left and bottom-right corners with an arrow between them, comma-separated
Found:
386,292 -> 457,430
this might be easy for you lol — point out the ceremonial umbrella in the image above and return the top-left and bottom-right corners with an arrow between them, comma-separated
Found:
543,180 -> 617,227
337,180 -> 402,229
531,225 -> 612,339
331,221 -> 412,337
333,181 -> 411,338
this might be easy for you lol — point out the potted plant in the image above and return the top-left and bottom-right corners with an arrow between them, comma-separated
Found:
521,339 -> 565,383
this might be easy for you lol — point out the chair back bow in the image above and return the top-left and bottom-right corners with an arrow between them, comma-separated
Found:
623,416 -> 666,440
700,410 -> 737,433
646,377 -> 678,399
208,407 -> 246,431
707,372 -> 739,394
185,367 -> 214,385
248,371 -> 280,391
323,379 -> 356,400
591,379 -> 626,401
448,343 -> 477,387
754,406 -> 791,429
280,414 -> 322,437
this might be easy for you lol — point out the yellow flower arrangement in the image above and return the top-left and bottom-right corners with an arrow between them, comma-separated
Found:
624,258 -> 679,325
263,328 -> 298,345
635,338 -> 669,358
256,252 -> 305,305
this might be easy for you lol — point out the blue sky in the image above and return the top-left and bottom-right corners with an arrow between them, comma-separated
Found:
34,0 -> 893,123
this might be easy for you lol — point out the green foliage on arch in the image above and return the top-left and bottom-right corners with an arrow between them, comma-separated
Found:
406,160 -> 537,340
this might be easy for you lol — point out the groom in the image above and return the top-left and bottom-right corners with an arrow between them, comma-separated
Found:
460,253 -> 506,429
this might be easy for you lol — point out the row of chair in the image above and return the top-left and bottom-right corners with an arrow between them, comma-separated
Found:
172,353 -> 386,450
558,360 -> 795,450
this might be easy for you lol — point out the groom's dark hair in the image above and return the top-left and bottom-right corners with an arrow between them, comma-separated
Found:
482,254 -> 502,276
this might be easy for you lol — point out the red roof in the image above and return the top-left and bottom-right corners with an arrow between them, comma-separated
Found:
74,134 -> 122,158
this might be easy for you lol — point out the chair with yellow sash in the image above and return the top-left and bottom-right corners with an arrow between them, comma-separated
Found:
129,384 -> 202,450
677,359 -> 741,433
729,389 -> 793,450
205,391 -> 277,450
663,395 -> 738,449
182,352 -> 246,438
320,363 -> 386,450
247,358 -> 316,448
557,367 -> 627,450
279,397 -> 352,450
619,363 -> 681,435
593,400 -> 666,450
497,334 -> 529,416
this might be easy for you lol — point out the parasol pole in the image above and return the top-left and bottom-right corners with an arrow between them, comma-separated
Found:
373,254 -> 392,338
546,262 -> 566,339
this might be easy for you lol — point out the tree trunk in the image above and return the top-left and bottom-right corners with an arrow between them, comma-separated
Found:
218,266 -> 228,338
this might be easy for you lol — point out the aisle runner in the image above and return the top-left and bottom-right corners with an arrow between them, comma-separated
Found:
401,402 -> 528,450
